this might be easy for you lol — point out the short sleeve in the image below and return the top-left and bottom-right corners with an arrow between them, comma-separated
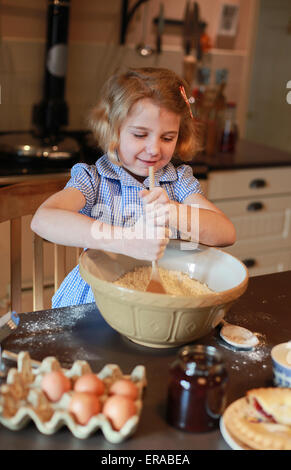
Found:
174,165 -> 204,203
65,163 -> 99,215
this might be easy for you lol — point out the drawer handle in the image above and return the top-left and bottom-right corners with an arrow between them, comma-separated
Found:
249,178 -> 266,189
242,258 -> 256,268
247,201 -> 264,211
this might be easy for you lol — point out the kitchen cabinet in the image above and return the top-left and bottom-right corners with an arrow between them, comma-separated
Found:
207,166 -> 291,276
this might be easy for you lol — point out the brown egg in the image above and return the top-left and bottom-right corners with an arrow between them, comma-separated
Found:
69,392 -> 101,425
74,373 -> 105,396
109,378 -> 138,400
41,370 -> 71,402
103,395 -> 137,431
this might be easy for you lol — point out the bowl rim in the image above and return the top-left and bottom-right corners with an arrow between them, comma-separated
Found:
79,244 -> 249,304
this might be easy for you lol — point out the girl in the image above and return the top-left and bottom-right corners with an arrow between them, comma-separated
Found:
31,67 -> 236,308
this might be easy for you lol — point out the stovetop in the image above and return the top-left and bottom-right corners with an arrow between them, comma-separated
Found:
0,130 -> 101,180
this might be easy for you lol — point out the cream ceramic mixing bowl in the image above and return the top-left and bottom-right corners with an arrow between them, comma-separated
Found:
79,241 -> 249,348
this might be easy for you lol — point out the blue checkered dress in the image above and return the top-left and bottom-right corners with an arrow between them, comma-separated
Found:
52,154 -> 203,308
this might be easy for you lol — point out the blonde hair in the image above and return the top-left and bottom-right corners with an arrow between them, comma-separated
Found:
88,67 -> 200,164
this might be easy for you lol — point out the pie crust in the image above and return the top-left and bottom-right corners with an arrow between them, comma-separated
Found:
247,388 -> 291,425
223,395 -> 291,450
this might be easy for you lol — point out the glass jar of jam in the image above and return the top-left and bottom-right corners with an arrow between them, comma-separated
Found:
166,345 -> 228,433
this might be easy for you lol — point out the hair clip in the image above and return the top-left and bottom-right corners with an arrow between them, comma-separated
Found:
179,85 -> 194,119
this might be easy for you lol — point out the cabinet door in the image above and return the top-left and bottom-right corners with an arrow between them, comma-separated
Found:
215,195 -> 291,250
208,167 -> 291,200
223,248 -> 291,277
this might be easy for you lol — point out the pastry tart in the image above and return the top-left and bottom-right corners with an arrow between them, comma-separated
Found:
223,388 -> 291,450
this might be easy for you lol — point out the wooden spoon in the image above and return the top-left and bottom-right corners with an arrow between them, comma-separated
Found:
145,166 -> 166,294
219,320 -> 259,349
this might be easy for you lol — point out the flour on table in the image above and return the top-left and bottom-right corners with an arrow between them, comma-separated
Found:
20,305 -> 87,335
231,346 -> 269,374
219,332 -> 270,372
10,306 -> 102,364
9,305 -> 87,347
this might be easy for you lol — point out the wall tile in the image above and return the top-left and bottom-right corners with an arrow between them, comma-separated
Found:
0,39 -> 245,132
5,39 -> 45,74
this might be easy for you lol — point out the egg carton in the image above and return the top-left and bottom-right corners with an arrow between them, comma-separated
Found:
0,350 -> 147,443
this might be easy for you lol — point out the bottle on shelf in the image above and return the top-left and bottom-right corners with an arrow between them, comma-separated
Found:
202,80 -> 226,156
192,66 -> 229,157
219,102 -> 239,153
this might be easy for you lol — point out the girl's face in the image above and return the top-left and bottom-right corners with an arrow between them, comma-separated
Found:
117,98 -> 180,177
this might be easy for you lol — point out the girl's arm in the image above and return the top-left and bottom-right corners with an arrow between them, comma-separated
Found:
31,187 -> 169,260
31,187 -> 122,252
169,193 -> 236,247
139,188 -> 235,247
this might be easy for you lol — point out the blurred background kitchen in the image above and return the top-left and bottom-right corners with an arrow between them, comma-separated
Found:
1,0 -> 291,313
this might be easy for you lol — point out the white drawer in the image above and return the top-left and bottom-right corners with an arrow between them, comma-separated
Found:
215,194 -> 291,216
223,232 -> 291,258
215,195 -> 291,241
208,167 -> 291,200
223,248 -> 291,277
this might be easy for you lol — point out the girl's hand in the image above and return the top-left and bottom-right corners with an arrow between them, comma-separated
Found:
139,186 -> 171,229
139,187 -> 170,206
122,205 -> 170,261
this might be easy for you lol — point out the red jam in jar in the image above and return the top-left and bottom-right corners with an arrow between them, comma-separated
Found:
166,345 -> 228,433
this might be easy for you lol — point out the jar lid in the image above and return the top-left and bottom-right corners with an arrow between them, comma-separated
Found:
179,344 -> 224,365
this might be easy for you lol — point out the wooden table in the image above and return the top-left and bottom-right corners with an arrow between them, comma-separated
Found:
1,270 -> 291,451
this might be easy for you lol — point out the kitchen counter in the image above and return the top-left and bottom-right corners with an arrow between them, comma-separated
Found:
0,171 -> 71,187
198,139 -> 291,169
1,269 -> 291,450
175,139 -> 291,177
1,139 -> 291,184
